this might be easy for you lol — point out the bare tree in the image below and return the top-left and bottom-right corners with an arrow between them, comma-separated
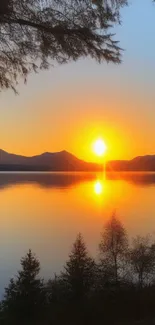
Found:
0,0 -> 128,92
99,214 -> 128,286
130,236 -> 155,288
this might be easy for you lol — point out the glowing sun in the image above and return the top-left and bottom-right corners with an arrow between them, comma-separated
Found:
93,139 -> 107,156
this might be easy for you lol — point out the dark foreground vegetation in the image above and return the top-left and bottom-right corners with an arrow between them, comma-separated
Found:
1,215 -> 155,325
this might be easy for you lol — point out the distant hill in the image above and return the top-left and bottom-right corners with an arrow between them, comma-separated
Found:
0,149 -> 100,171
107,155 -> 155,172
1,149 -> 155,171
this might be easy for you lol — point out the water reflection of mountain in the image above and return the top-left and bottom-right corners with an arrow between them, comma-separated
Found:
109,172 -> 155,186
0,172 -> 98,190
1,172 -> 155,190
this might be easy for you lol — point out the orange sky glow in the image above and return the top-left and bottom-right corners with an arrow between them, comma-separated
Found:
1,77 -> 154,163
1,0 -> 155,162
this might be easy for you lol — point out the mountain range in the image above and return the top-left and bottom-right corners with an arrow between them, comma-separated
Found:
0,149 -> 155,171
0,149 -> 98,171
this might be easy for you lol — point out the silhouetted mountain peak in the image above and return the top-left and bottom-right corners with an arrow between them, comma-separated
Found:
0,149 -> 97,171
39,152 -> 54,157
132,155 -> 155,162
1,149 -> 155,171
0,149 -> 7,154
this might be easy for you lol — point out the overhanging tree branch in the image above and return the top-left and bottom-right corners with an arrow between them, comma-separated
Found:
0,0 -> 127,92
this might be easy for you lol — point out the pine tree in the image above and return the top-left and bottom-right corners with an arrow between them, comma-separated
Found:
2,250 -> 45,324
62,233 -> 95,300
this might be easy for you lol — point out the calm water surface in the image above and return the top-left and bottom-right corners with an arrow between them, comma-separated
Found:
0,171 -> 155,295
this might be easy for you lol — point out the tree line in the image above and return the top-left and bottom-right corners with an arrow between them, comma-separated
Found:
1,214 -> 155,324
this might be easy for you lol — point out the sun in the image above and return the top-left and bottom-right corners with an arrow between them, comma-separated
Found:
93,139 -> 107,157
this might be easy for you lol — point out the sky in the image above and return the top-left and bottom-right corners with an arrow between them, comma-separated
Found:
1,0 -> 155,162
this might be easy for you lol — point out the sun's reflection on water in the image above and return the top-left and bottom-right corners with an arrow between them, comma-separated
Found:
94,180 -> 103,195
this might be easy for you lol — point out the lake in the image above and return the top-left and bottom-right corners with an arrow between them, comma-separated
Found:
0,171 -> 155,296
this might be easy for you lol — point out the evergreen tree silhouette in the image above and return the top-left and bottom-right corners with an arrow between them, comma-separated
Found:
62,233 -> 95,301
2,249 -> 45,324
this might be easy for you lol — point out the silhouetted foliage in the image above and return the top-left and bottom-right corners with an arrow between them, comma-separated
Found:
2,217 -> 155,324
99,214 -> 128,287
130,236 -> 155,288
0,0 -> 127,92
62,233 -> 95,300
1,249 -> 45,324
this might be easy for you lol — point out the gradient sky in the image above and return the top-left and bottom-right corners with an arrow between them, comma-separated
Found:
1,0 -> 155,162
